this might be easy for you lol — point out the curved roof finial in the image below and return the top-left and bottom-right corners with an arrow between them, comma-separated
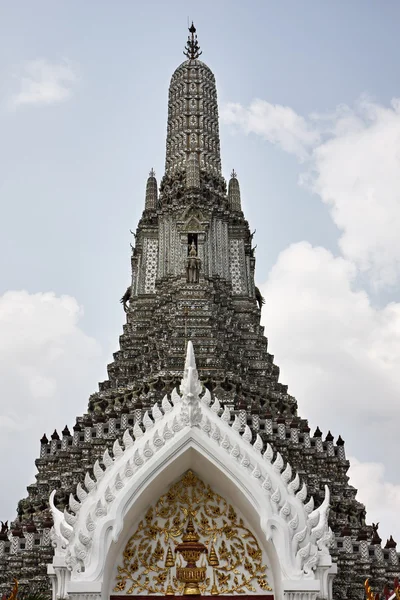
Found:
184,22 -> 202,60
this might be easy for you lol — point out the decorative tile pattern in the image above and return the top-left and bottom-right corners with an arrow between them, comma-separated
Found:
144,239 -> 159,294
229,239 -> 244,294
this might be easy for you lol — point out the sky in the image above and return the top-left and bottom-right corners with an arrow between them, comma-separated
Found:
0,0 -> 400,546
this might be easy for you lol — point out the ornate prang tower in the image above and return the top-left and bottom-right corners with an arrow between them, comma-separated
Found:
0,25 -> 399,600
94,23 -> 297,419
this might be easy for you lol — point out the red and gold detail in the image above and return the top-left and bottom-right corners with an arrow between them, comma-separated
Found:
114,470 -> 271,595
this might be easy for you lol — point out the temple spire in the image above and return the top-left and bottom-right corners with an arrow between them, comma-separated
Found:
165,25 -> 221,176
184,22 -> 202,60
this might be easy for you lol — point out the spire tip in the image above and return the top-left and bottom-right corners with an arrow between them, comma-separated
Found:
184,22 -> 202,60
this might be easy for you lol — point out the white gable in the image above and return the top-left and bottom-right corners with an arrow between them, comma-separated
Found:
48,341 -> 336,600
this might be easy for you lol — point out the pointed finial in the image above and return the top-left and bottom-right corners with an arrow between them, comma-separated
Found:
165,544 -> 175,567
208,542 -> 219,567
149,168 -> 156,178
182,515 -> 200,542
184,22 -> 202,60
180,340 -> 203,426
231,169 -> 237,179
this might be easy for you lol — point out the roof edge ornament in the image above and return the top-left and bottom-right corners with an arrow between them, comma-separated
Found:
184,22 -> 202,60
180,340 -> 203,427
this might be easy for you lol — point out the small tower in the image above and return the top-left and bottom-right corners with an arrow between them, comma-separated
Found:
228,169 -> 241,211
145,168 -> 158,210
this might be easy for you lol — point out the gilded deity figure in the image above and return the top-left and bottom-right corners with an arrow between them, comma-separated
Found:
186,241 -> 201,283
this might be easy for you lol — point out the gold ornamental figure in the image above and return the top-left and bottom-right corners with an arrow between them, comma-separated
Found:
175,516 -> 208,595
208,542 -> 220,595
165,544 -> 176,596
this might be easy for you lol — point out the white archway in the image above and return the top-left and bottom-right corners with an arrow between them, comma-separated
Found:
48,342 -> 336,600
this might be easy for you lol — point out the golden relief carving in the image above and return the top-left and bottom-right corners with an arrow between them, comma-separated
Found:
114,470 -> 271,595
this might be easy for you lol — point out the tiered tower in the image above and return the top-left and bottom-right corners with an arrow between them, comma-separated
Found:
0,25 -> 399,600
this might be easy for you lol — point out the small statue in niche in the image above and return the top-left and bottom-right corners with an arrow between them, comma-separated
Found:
186,241 -> 201,283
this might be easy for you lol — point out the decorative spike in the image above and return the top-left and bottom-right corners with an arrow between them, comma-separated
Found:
143,440 -> 154,458
308,510 -> 320,529
76,546 -> 87,561
93,459 -> 105,482
105,486 -> 115,503
60,521 -> 72,540
221,405 -> 231,422
279,501 -> 291,519
242,425 -> 252,443
113,439 -> 124,458
153,429 -> 164,448
293,526 -> 307,548
152,403 -> 163,422
64,508 -> 77,527
134,449 -> 144,466
296,541 -> 311,564
95,499 -> 107,517
103,448 -> 114,468
253,434 -> 263,453
230,443 -> 240,459
201,388 -> 212,406
172,415 -> 182,432
289,513 -> 299,531
162,394 -> 173,413
263,444 -> 273,463
296,482 -> 307,502
133,422 -> 144,439
86,513 -> 95,532
232,415 -> 241,432
123,428 -> 134,449
252,464 -> 262,479
201,416 -> 211,434
210,397 -> 221,413
262,475 -> 272,491
221,434 -> 230,450
84,471 -> 96,492
281,463 -> 292,484
273,452 -> 284,472
69,494 -> 81,514
287,473 -> 300,494
76,483 -> 88,503
211,424 -> 221,441
125,459 -> 134,478
143,411 -> 154,431
115,473 -> 124,491
304,496 -> 314,514
171,387 -> 181,405
241,453 -> 250,468
79,531 -> 91,546
271,487 -> 281,504
163,423 -> 173,440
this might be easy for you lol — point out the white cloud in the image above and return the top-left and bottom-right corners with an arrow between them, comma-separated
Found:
221,99 -> 320,160
222,97 -> 400,286
11,59 -> 78,107
260,242 -> 400,541
348,457 -> 400,546
0,291 -> 104,520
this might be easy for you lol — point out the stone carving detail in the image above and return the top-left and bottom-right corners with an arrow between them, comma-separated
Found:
229,239 -> 244,294
144,239 -> 158,294
186,242 -> 201,283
